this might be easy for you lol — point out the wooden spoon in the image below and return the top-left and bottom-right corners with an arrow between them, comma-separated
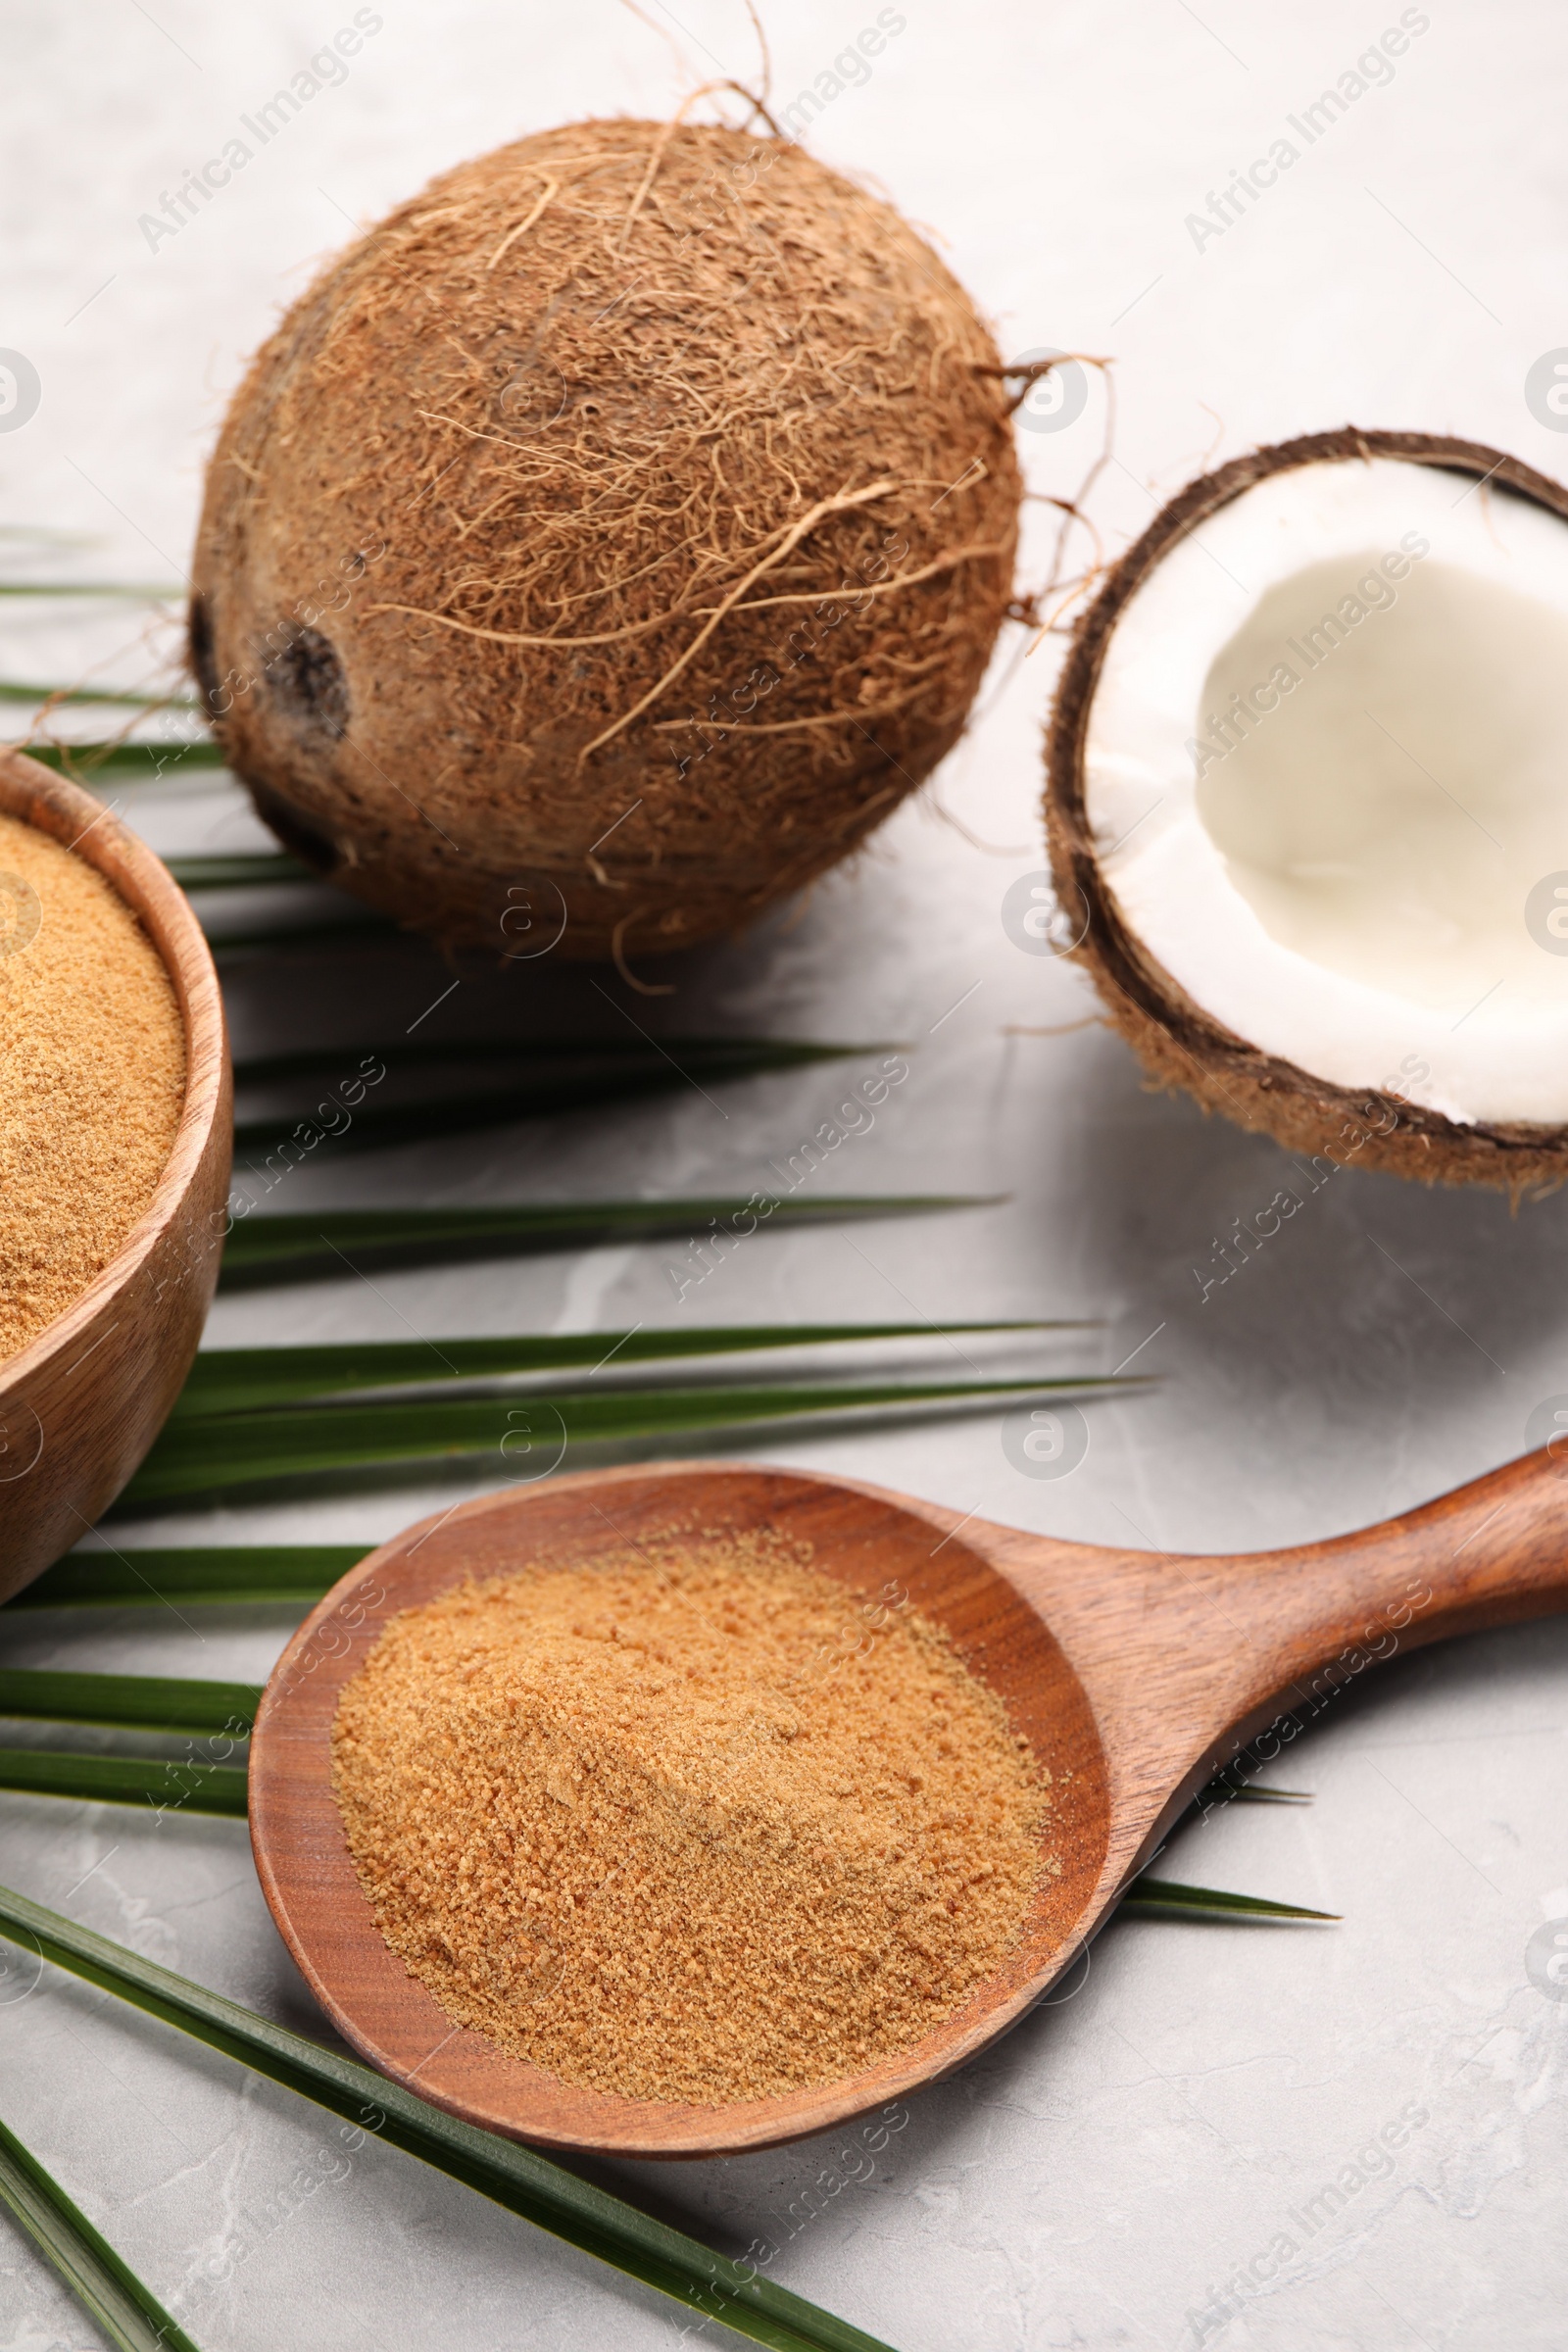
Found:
250,1448 -> 1568,2159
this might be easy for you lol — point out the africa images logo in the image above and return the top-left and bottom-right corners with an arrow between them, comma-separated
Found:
136,12 -> 383,251
0,351 -> 40,433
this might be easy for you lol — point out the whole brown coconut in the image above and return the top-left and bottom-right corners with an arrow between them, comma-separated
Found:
1046,427 -> 1568,1196
191,121 -> 1021,963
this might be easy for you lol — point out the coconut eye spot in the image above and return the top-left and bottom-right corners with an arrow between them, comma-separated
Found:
188,591 -> 220,718
1195,556 -> 1568,1012
266,622 -> 349,742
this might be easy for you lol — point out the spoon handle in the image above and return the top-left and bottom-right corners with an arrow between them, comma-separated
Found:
1254,1440 -> 1568,1655
978,1445 -> 1568,1834
1170,1443 -> 1568,1787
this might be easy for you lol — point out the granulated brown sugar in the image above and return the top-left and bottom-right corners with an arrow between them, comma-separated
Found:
331,1528 -> 1047,2106
0,810 -> 184,1360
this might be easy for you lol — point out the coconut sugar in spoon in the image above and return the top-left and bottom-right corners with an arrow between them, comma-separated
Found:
250,1452 -> 1568,2159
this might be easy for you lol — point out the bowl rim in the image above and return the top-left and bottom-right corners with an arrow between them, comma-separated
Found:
0,745 -> 229,1392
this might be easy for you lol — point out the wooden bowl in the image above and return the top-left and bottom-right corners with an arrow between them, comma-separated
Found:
0,749 -> 230,1600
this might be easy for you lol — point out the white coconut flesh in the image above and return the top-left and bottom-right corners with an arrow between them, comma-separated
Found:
1083,455 -> 1568,1126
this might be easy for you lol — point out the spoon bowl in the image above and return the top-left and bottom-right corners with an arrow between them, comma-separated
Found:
250,1447 -> 1568,2157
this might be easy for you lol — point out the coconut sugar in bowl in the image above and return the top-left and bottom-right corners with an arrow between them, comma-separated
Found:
0,749 -> 230,1600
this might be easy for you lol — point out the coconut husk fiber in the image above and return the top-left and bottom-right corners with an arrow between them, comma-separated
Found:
190,119 -> 1021,966
1047,426 -> 1568,1197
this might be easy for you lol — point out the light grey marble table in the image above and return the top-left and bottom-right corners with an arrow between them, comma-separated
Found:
2,3 -> 1566,2345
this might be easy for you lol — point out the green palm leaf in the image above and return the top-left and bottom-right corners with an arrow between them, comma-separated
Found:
1120,1877 -> 1337,1921
124,1375 -> 1123,1506
0,679 -> 196,708
0,2113 -> 201,2352
219,1197 -> 1002,1289
0,1668 -> 261,1735
1195,1779 -> 1311,1806
0,1750 -> 248,1814
210,908 -> 401,957
0,581 -> 179,599
167,851 -> 313,891
4,1545 -> 370,1610
0,1881 -> 897,2352
235,1036 -> 883,1086
19,741 -> 227,784
231,1036 -> 891,1154
172,1320 -> 1065,1420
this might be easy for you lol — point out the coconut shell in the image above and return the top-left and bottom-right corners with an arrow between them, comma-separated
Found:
191,120 -> 1021,963
1047,427 -> 1568,1197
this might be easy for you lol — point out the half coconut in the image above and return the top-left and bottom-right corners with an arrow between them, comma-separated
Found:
1047,427 -> 1568,1192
